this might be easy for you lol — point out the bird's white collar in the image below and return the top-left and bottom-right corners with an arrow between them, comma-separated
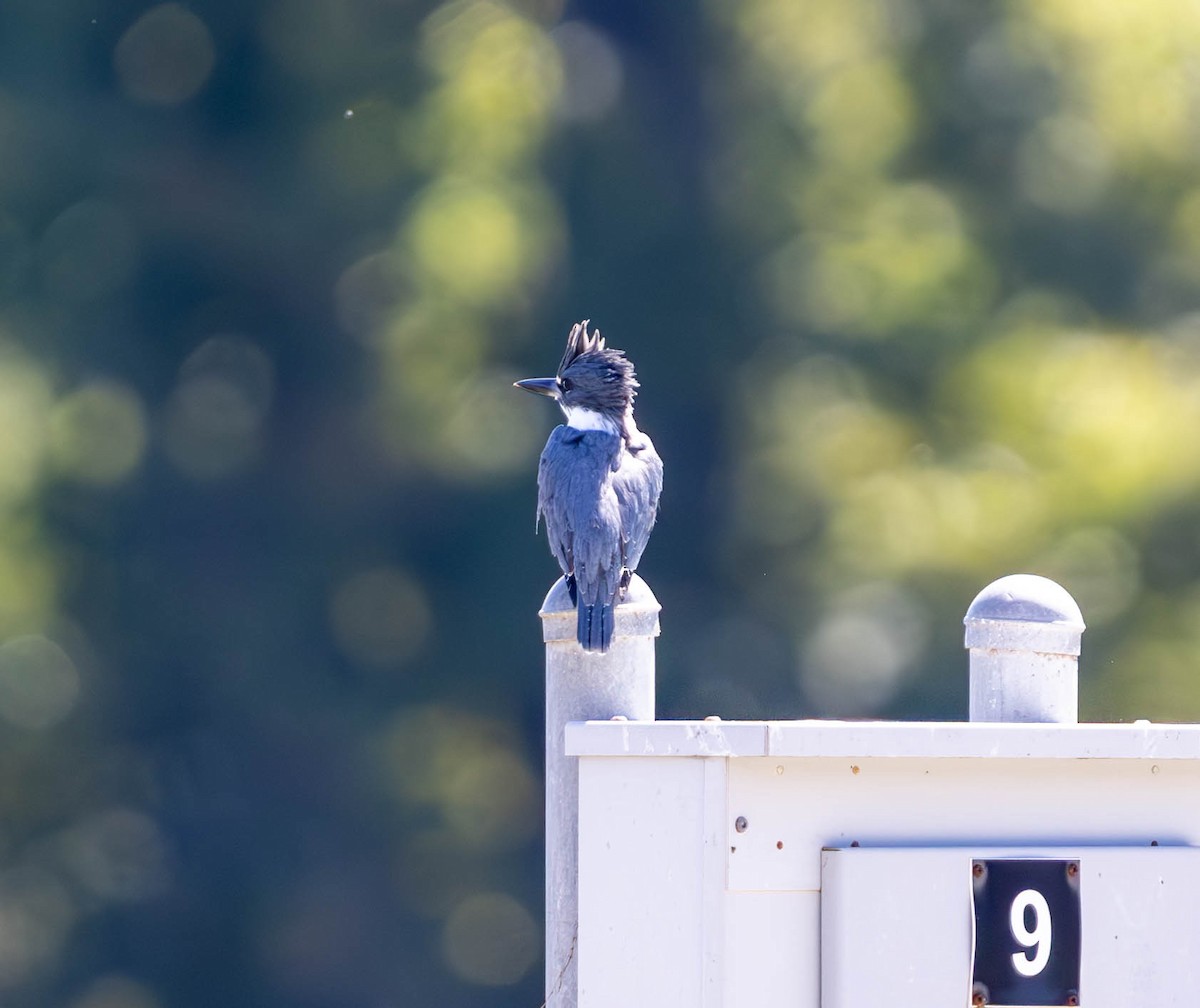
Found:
562,405 -> 621,435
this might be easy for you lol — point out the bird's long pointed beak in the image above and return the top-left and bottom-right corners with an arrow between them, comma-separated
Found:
513,377 -> 559,398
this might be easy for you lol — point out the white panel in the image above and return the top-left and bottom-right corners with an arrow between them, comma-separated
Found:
699,757 -> 727,1008
577,756 -> 708,1008
821,846 -> 1200,1008
1082,848 -> 1200,1004
566,719 -> 768,756
566,719 -> 1200,759
821,847 -> 973,1006
727,756 -> 1200,892
723,892 -> 818,1008
764,721 -> 1200,758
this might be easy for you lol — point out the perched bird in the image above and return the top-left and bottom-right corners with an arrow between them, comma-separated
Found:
515,321 -> 663,653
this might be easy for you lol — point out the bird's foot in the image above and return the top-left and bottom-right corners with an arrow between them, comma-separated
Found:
566,574 -> 578,606
618,568 -> 632,597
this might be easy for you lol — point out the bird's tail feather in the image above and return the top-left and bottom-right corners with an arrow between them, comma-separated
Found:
578,601 -> 614,653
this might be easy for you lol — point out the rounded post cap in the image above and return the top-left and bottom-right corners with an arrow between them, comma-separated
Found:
964,573 -> 1084,655
539,574 -> 661,643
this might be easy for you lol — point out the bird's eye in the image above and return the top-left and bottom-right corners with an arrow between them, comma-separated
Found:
558,377 -> 573,393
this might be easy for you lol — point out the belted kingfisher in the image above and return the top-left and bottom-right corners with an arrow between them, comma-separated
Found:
515,321 -> 663,653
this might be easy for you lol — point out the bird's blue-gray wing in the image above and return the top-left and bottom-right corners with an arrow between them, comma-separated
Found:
537,427 -> 624,592
537,427 -> 625,650
536,426 -> 577,577
613,431 -> 663,574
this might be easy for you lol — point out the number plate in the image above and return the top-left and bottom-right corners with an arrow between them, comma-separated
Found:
971,859 -> 1081,1006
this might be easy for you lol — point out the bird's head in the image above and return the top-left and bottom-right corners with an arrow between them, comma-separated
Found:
514,320 -> 639,434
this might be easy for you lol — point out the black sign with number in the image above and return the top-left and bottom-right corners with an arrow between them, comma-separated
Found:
971,859 -> 1081,1007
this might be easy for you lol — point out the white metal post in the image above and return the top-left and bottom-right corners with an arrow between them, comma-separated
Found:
541,574 -> 659,1008
964,573 -> 1085,723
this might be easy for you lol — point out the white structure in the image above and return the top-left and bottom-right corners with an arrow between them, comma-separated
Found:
541,575 -> 659,1008
544,574 -> 1200,1007
965,573 -> 1084,724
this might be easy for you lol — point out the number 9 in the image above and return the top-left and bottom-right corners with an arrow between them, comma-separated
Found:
1010,888 -> 1052,977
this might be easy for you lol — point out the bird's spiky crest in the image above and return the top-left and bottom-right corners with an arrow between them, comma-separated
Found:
557,319 -> 606,374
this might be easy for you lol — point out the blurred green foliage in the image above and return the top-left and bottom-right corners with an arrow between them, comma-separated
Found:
0,0 -> 1199,1004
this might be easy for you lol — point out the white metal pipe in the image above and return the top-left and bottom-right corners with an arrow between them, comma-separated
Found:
541,574 -> 659,1008
964,573 -> 1084,723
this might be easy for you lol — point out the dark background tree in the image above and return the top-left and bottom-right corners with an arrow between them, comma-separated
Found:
0,0 -> 1198,1004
